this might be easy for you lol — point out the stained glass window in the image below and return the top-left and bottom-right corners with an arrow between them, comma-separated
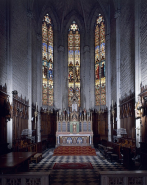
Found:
68,21 -> 80,108
42,14 -> 53,106
95,14 -> 106,106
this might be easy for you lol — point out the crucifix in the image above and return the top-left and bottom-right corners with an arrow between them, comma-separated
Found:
34,102 -> 38,129
111,100 -> 115,127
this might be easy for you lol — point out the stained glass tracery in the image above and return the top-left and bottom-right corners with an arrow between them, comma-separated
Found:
42,14 -> 53,106
95,14 -> 106,106
68,21 -> 80,108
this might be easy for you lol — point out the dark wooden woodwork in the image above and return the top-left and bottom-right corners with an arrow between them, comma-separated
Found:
12,94 -> 29,147
123,146 -> 134,170
92,108 -> 108,146
92,111 -> 100,145
0,152 -> 36,173
119,93 -> 135,139
40,108 -> 57,149
139,84 -> 147,143
0,84 -> 11,155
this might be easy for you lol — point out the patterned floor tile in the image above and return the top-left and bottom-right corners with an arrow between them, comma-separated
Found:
29,147 -> 128,184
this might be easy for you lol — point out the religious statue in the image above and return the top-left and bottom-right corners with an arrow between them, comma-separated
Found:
101,63 -> 104,78
73,123 -> 77,133
48,63 -> 53,80
75,67 -> 79,82
72,100 -> 77,112
95,65 -> 99,79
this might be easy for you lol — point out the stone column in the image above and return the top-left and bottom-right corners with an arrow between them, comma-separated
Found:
83,45 -> 90,110
6,0 -> 13,149
115,7 -> 121,137
27,7 -> 33,136
106,33 -> 111,141
58,45 -> 64,110
36,33 -> 42,142
135,0 -> 141,148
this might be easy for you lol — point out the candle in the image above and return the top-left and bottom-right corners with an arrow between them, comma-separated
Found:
36,102 -> 37,109
112,100 -> 113,107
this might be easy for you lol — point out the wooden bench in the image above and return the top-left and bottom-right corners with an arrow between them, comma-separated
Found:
31,153 -> 42,163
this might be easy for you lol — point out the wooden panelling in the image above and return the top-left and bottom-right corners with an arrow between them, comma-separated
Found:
119,93 -> 135,139
12,94 -> 29,147
92,108 -> 108,145
40,108 -> 57,148
0,84 -> 11,154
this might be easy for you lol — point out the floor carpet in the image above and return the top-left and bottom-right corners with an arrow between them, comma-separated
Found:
53,162 -> 93,169
53,146 -> 97,156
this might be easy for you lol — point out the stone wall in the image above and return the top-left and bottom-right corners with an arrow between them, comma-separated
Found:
0,0 -> 7,85
10,0 -> 28,97
140,0 -> 147,85
120,0 -> 135,97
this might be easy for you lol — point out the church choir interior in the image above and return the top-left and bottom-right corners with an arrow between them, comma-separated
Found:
1,0 -> 147,184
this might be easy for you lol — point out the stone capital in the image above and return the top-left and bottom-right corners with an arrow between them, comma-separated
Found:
27,9 -> 33,19
106,34 -> 110,41
114,9 -> 121,19
37,33 -> 42,41
58,45 -> 64,52
83,45 -> 90,53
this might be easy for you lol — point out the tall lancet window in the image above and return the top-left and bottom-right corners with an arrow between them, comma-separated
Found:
42,14 -> 53,106
95,14 -> 106,106
68,21 -> 80,108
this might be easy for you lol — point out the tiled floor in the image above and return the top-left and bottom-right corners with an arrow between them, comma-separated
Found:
29,148 -> 127,185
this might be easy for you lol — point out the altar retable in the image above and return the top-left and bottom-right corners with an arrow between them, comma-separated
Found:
56,99 -> 93,146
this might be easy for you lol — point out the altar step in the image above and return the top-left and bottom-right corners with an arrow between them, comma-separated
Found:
53,146 -> 97,156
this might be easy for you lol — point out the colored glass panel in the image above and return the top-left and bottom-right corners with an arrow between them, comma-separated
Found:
42,14 -> 53,106
68,21 -> 80,108
95,14 -> 106,106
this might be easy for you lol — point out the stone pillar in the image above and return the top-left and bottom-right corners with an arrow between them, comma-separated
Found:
135,0 -> 141,148
6,0 -> 13,149
36,33 -> 42,142
58,45 -> 64,110
115,7 -> 121,137
83,45 -> 90,110
106,26 -> 111,141
27,7 -> 33,135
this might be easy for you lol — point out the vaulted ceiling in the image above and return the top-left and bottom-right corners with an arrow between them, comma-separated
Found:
32,0 -> 115,29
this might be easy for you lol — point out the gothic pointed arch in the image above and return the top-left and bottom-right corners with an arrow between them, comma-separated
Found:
95,14 -> 106,106
68,20 -> 81,108
42,14 -> 54,106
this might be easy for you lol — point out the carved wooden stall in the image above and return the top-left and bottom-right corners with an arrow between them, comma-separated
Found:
0,84 -> 11,155
92,108 -> 108,145
40,108 -> 56,150
98,108 -> 108,141
119,93 -> 135,140
12,94 -> 29,149
92,110 -> 100,145
31,103 -> 37,143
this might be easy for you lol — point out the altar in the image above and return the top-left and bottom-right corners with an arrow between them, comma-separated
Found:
56,101 -> 93,146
